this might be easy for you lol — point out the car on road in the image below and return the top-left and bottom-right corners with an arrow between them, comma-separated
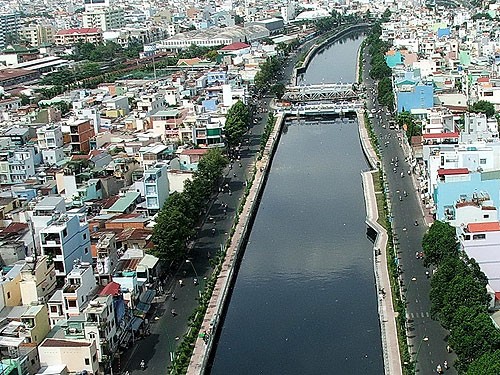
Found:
371,108 -> 377,113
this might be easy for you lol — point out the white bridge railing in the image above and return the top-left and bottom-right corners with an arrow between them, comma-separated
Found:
276,101 -> 364,116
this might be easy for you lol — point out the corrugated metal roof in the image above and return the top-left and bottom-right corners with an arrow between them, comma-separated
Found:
107,192 -> 140,213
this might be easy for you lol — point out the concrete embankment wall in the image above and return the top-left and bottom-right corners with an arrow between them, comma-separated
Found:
187,113 -> 286,375
294,23 -> 371,84
357,108 -> 403,374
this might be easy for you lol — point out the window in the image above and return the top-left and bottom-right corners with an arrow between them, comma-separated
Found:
85,248 -> 89,254
480,158 -> 487,164
473,234 -> 486,240
50,306 -> 58,313
484,214 -> 490,219
83,233 -> 87,240
85,358 -> 90,365
7,292 -> 10,299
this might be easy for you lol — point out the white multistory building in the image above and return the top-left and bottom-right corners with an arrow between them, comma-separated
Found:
143,162 -> 169,215
39,214 -> 92,282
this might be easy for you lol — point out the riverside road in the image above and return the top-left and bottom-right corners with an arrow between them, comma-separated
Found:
362,48 -> 457,374
122,38 -> 315,375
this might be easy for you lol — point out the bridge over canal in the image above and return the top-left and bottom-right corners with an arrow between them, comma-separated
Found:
278,82 -> 364,117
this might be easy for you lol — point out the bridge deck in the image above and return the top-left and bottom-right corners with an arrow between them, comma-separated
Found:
283,82 -> 360,102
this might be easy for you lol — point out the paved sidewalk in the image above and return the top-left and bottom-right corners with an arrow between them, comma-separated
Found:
358,110 -> 402,375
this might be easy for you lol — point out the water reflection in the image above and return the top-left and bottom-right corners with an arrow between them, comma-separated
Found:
210,118 -> 383,375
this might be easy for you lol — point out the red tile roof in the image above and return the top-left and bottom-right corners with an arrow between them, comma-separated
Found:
0,222 -> 28,237
477,77 -> 490,83
423,132 -> 459,139
56,28 -> 101,35
99,281 -> 121,297
181,149 -> 209,155
41,339 -> 91,347
467,221 -> 500,233
220,42 -> 250,51
437,168 -> 469,176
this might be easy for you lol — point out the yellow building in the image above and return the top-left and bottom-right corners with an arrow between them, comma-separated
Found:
20,256 -> 56,306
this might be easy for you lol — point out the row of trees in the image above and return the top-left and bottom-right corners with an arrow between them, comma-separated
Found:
151,149 -> 228,262
40,42 -> 222,93
365,18 -> 395,111
422,221 -> 500,373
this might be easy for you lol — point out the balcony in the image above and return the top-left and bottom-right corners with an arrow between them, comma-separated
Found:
63,284 -> 80,293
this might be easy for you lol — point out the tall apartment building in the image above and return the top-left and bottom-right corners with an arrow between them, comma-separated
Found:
0,12 -> 19,49
0,148 -> 37,183
39,214 -> 92,282
82,0 -> 124,32
68,119 -> 95,154
37,123 -> 65,166
18,24 -> 55,47
143,162 -> 169,215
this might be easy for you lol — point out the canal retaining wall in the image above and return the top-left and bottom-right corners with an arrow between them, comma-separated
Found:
293,23 -> 371,85
357,108 -> 403,375
187,113 -> 286,375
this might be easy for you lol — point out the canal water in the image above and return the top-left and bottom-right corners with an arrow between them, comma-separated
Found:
209,32 -> 384,374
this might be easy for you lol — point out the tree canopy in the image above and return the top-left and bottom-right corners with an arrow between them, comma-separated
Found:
254,56 -> 282,92
467,350 -> 500,375
469,100 -> 495,118
224,100 -> 249,148
422,220 -> 457,267
151,149 -> 228,262
425,221 -> 495,373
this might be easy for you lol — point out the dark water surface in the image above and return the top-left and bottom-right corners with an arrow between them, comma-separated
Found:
209,32 -> 384,375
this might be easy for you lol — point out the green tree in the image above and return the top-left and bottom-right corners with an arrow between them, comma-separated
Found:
450,311 -> 500,372
196,148 -> 228,185
433,273 -> 490,328
270,83 -> 286,99
467,350 -> 500,375
377,77 -> 394,110
224,100 -> 249,148
470,100 -> 495,118
234,15 -> 244,25
422,220 -> 458,267
151,205 -> 195,261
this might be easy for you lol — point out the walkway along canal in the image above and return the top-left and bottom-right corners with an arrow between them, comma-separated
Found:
207,32 -> 385,374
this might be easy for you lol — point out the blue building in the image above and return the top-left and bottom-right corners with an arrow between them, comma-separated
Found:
434,171 -> 500,221
206,71 -> 227,86
143,163 -> 169,215
385,50 -> 403,69
395,80 -> 434,113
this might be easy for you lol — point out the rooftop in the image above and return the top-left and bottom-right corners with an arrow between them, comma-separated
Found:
107,192 -> 140,213
466,222 -> 500,233
56,28 -> 101,35
437,168 -> 469,176
41,338 -> 91,347
220,42 -> 250,51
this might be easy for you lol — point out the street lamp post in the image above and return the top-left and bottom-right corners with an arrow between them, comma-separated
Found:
404,277 -> 417,303
414,336 -> 429,375
186,260 -> 202,298
185,259 -> 199,279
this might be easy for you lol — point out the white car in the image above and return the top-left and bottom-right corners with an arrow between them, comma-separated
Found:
371,108 -> 377,113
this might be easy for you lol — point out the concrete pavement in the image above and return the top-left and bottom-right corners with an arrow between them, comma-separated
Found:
358,108 -> 402,375
361,46 -> 457,374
